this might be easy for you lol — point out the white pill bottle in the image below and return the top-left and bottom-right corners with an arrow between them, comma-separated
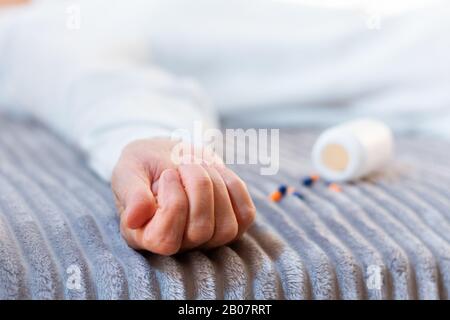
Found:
312,119 -> 394,182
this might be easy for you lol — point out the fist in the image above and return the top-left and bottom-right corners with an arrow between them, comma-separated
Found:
111,138 -> 256,255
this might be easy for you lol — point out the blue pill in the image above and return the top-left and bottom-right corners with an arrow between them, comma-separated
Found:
302,177 -> 314,187
278,185 -> 288,196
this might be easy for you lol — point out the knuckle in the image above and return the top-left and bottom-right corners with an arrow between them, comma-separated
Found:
185,222 -> 214,245
205,220 -> 238,248
218,221 -> 239,242
239,203 -> 256,226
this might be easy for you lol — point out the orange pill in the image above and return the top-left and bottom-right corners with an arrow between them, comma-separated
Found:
328,183 -> 342,193
270,191 -> 283,202
311,174 -> 320,182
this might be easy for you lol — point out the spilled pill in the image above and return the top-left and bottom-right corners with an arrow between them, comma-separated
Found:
278,184 -> 288,196
301,174 -> 320,187
328,182 -> 342,193
302,176 -> 314,187
270,190 -> 283,202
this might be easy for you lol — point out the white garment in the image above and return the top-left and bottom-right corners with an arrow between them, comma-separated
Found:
1,0 -> 449,181
0,0 -> 218,180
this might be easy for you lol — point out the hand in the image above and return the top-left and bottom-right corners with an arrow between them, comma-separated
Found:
111,138 -> 256,255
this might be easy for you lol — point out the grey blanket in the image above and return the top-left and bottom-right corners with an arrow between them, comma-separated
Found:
1,116 -> 450,300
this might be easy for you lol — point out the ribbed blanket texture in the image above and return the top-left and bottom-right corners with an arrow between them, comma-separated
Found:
0,115 -> 450,300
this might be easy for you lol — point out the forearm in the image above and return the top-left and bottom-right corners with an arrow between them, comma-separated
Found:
0,1 -> 218,181
73,69 -> 218,180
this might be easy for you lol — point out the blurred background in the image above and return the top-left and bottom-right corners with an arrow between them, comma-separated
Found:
1,0 -> 450,137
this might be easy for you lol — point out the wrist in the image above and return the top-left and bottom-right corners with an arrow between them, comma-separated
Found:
84,126 -> 173,182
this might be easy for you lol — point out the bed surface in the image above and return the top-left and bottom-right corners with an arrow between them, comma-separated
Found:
1,116 -> 450,299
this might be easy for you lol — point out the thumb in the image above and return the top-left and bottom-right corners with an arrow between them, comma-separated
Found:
112,161 -> 157,229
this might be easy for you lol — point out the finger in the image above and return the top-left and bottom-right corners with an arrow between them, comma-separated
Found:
202,166 -> 238,249
120,169 -> 188,255
178,164 -> 215,249
119,216 -> 143,250
112,157 -> 157,229
139,169 -> 188,255
213,165 -> 256,239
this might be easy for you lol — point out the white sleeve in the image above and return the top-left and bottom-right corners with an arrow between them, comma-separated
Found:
0,1 -> 218,181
